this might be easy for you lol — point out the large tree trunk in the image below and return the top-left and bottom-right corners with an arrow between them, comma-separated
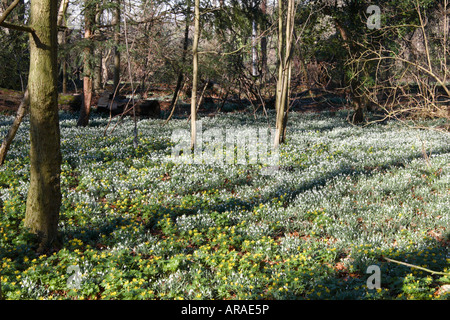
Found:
24,0 -> 62,252
190,0 -> 200,150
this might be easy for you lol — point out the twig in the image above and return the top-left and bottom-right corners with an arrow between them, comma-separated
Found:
418,134 -> 432,169
123,9 -> 138,148
107,84 -> 139,135
103,77 -> 123,136
383,256 -> 450,276
164,80 -> 186,125
187,80 -> 208,122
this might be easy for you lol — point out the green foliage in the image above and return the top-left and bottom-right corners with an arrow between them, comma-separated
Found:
0,110 -> 449,300
0,29 -> 29,91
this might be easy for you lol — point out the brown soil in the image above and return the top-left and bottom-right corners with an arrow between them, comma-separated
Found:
0,86 -> 348,118
0,88 -> 23,115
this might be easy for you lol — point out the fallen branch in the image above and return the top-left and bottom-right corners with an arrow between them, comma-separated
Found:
383,256 -> 450,276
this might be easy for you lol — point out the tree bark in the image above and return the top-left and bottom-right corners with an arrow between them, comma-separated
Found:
57,0 -> 69,94
274,0 -> 284,127
169,1 -> 190,113
274,0 -> 294,148
251,3 -> 258,77
260,0 -> 267,79
190,0 -> 200,150
77,0 -> 94,127
24,0 -> 62,252
56,0 -> 69,27
93,3 -> 103,93
93,49 -> 102,93
113,0 -> 121,92
62,49 -> 67,94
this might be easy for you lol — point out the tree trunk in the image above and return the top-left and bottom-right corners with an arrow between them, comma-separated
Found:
169,1 -> 190,112
113,0 -> 121,92
57,0 -> 69,94
190,0 -> 200,150
274,0 -> 284,129
334,17 -> 366,124
62,52 -> 67,94
93,48 -> 102,93
77,1 -> 94,127
274,0 -> 294,148
260,0 -> 267,79
251,10 -> 258,77
56,0 -> 69,27
93,3 -> 103,93
24,0 -> 62,252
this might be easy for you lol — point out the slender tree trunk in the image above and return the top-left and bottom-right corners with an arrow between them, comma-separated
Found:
93,3 -> 103,93
251,6 -> 258,77
77,1 -> 94,127
275,0 -> 284,124
190,0 -> 200,150
274,0 -> 294,148
169,1 -> 190,112
334,18 -> 365,123
62,49 -> 67,94
24,0 -> 62,251
260,0 -> 267,79
93,49 -> 102,93
113,0 -> 121,92
56,0 -> 69,27
57,0 -> 69,94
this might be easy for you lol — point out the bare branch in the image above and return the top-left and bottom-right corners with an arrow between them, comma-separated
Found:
0,20 -> 34,33
0,88 -> 29,166
0,0 -> 20,25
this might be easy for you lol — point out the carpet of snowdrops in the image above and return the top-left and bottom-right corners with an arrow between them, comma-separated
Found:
0,109 -> 449,300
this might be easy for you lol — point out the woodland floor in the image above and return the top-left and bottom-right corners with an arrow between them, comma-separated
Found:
0,86 -> 449,301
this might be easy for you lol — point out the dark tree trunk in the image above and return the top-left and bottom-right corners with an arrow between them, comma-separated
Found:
169,2 -> 190,112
